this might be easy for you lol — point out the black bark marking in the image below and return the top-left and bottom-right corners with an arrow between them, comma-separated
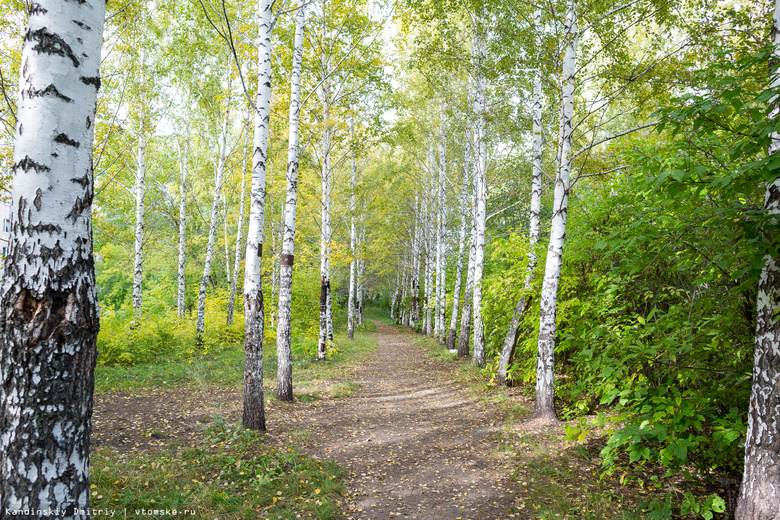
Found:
14,156 -> 51,173
80,76 -> 100,89
39,241 -> 64,264
26,222 -> 62,235
86,116 -> 91,129
65,194 -> 91,223
19,123 -> 23,135
34,188 -> 42,211
29,3 -> 47,15
281,254 -> 295,266
72,20 -> 92,31
54,133 -> 80,148
26,84 -> 73,103
27,28 -> 80,68
258,244 -> 263,257
70,173 -> 89,188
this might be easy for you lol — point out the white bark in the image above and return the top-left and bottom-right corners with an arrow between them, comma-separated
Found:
132,54 -> 147,316
0,2 -> 105,516
447,155 -> 471,350
411,196 -> 421,327
348,119 -> 357,340
458,132 -> 477,358
242,0 -> 274,431
227,124 -> 250,325
735,0 -> 780,516
471,19 -> 488,367
177,120 -> 190,318
533,0 -> 577,421
196,63 -> 232,342
357,226 -> 365,326
318,36 -> 334,360
497,7 -> 543,385
276,3 -> 306,402
435,108 -> 447,343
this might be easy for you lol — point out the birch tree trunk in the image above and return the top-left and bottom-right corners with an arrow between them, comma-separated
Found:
735,0 -> 780,515
532,0 -> 577,421
318,63 -> 333,360
227,125 -> 250,325
242,0 -> 274,431
357,227 -> 365,326
458,138 -> 477,358
196,64 -> 232,343
177,121 -> 190,319
447,156 -> 471,350
348,120 -> 357,340
0,2 -> 105,516
471,18 -> 489,367
132,65 -> 147,317
435,110 -> 447,343
497,7 -> 543,386
411,196 -> 421,328
276,3 -> 306,402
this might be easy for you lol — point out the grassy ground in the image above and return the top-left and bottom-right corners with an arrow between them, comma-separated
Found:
91,325 -> 378,520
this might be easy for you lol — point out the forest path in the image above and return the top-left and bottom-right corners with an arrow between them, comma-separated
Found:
273,322 -> 522,520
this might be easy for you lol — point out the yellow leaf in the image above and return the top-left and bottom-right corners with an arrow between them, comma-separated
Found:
315,489 -> 321,494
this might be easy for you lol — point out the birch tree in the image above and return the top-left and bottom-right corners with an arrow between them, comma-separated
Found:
132,92 -> 147,316
532,0 -> 576,421
177,120 -> 190,318
458,144 -> 477,358
735,0 -> 780,515
276,2 -> 306,402
241,0 -> 277,430
348,119 -> 358,340
435,107 -> 447,343
0,1 -> 105,515
497,7 -> 543,386
227,121 -> 250,325
471,15 -> 488,367
446,150 -> 471,350
196,62 -> 232,343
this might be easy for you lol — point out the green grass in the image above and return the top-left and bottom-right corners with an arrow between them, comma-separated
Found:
91,418 -> 346,520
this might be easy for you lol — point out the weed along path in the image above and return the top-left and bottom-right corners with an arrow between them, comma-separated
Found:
274,322 -> 521,520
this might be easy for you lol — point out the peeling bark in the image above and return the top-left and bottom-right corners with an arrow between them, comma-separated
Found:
1,1 -> 105,517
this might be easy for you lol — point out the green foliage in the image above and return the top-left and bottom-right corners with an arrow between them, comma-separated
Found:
98,292 -> 244,366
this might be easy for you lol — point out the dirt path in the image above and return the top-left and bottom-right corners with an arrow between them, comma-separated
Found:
92,322 -> 525,519
271,323 -> 521,520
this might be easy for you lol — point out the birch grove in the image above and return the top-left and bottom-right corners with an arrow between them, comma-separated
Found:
0,0 -> 105,514
0,0 -> 772,514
